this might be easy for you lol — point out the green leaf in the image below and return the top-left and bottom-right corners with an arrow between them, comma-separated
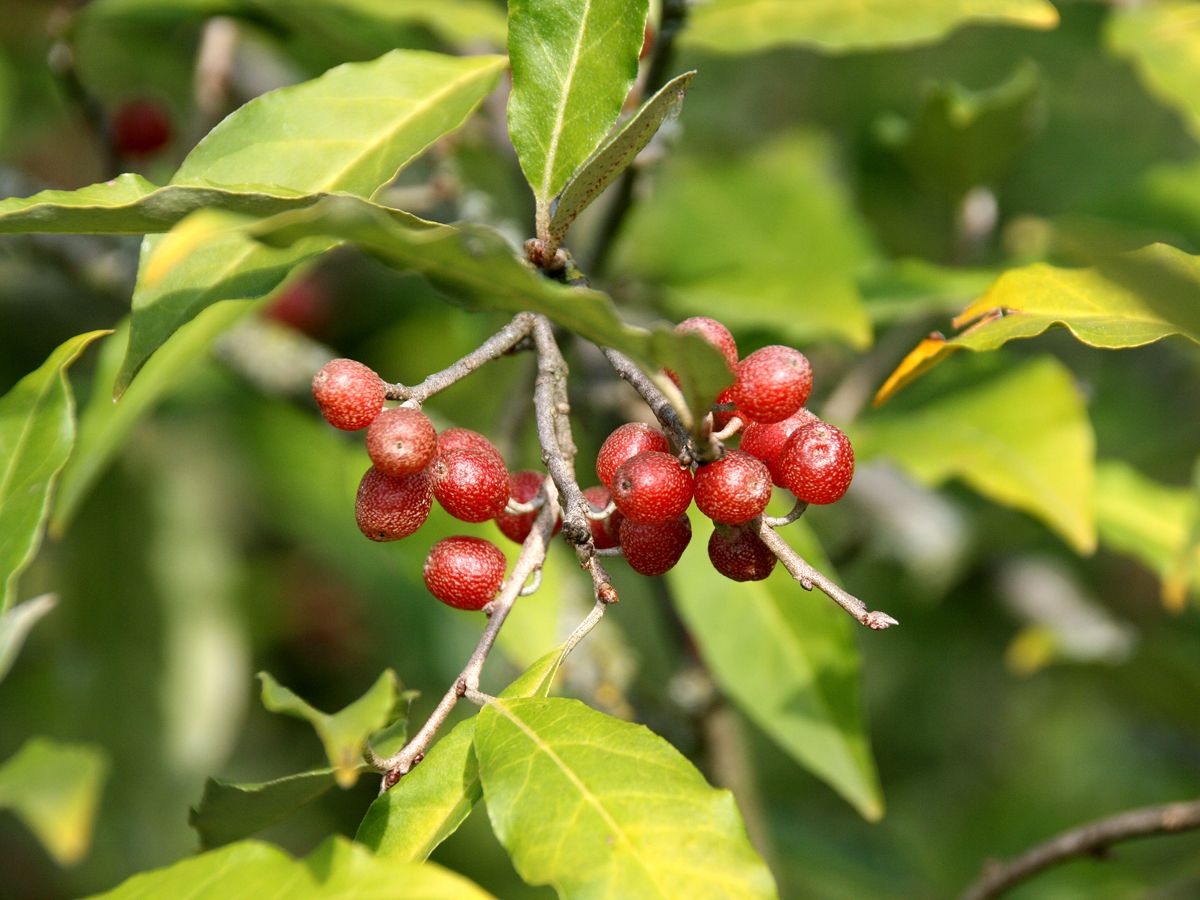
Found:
857,356 -> 1096,553
474,697 -> 777,899
507,0 -> 649,210
90,835 -> 494,899
258,669 -> 401,787
116,49 -> 506,394
245,196 -> 732,425
617,133 -> 873,349
0,738 -> 109,866
0,594 -> 57,685
548,71 -> 696,244
683,0 -> 1059,54
1107,1 -> 1200,142
0,330 -> 109,613
669,518 -> 884,821
356,647 -> 566,861
876,243 -> 1200,402
189,769 -> 344,851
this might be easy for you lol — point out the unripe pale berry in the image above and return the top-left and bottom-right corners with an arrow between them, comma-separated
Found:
495,470 -> 562,544
423,536 -> 506,610
583,484 -> 621,549
313,358 -> 387,431
595,423 -> 669,490
366,407 -> 438,477
611,450 -> 694,525
693,450 -> 772,525
431,448 -> 510,522
708,524 -> 776,582
666,317 -> 739,388
437,428 -> 504,465
355,466 -> 432,541
620,514 -> 692,576
779,422 -> 855,505
732,345 -> 813,424
740,409 -> 821,486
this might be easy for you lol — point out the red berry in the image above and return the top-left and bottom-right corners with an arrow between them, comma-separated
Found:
431,448 -> 510,522
595,423 -> 669,489
620,514 -> 692,576
711,386 -> 742,431
708,524 -> 776,582
423,536 -> 507,610
693,450 -> 772,525
495,470 -> 562,544
779,422 -> 855,504
583,485 -> 621,549
666,317 -> 739,388
355,466 -> 432,541
740,409 -> 821,486
312,358 -> 386,431
113,98 -> 172,158
265,276 -> 331,338
366,407 -> 437,477
611,450 -> 694,525
732,345 -> 813,424
437,428 -> 504,465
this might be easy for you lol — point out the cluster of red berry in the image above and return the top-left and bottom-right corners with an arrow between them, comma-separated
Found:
310,316 -> 854,610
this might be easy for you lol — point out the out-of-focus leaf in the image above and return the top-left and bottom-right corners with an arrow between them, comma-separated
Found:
618,133 -> 873,348
189,769 -> 344,851
507,0 -> 649,207
474,697 -> 777,898
859,259 -> 998,325
258,669 -> 401,787
683,0 -> 1058,54
0,330 -> 109,613
669,518 -> 884,821
246,197 -> 732,425
876,243 -> 1200,403
858,356 -> 1096,553
116,49 -> 506,394
1108,1 -> 1200,141
90,835 -> 494,899
0,738 -> 109,866
356,647 -> 566,861
0,593 -> 56,685
548,71 -> 696,244
1095,460 -> 1200,609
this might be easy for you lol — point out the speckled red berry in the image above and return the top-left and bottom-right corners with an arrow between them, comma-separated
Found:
708,524 -> 776,582
740,409 -> 821,486
583,484 -> 621,549
666,317 -> 739,388
431,448 -> 510,522
495,470 -> 561,544
423,536 -> 507,610
355,466 -> 432,541
693,450 -> 772,525
620,514 -> 692,576
595,423 -> 670,489
732,345 -> 813,424
437,428 -> 504,465
366,407 -> 437,477
779,422 -> 855,505
611,450 -> 694,525
312,358 -> 386,431
113,98 -> 172,157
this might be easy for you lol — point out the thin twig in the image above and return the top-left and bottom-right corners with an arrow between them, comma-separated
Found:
960,798 -> 1200,900
386,313 -> 535,404
753,517 -> 898,630
762,500 -> 808,528
601,347 -> 693,457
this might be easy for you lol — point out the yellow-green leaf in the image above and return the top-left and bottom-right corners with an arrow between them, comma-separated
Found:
1108,1 -> 1200,141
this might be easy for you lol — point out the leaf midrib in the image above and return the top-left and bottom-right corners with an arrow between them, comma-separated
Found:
538,0 -> 596,201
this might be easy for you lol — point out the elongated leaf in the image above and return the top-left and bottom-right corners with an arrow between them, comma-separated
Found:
876,243 -> 1200,402
116,49 -> 506,394
259,669 -> 400,787
245,197 -> 732,424
858,356 -> 1096,553
475,697 -> 777,899
91,835 -> 493,899
507,0 -> 649,207
0,594 -> 56,685
356,647 -> 566,861
669,518 -> 884,820
0,331 -> 109,613
683,0 -> 1058,54
0,738 -> 109,866
189,769 -> 344,851
1108,1 -> 1200,141
548,71 -> 695,243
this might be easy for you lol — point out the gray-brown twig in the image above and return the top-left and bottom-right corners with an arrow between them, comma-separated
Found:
601,346 -> 694,457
